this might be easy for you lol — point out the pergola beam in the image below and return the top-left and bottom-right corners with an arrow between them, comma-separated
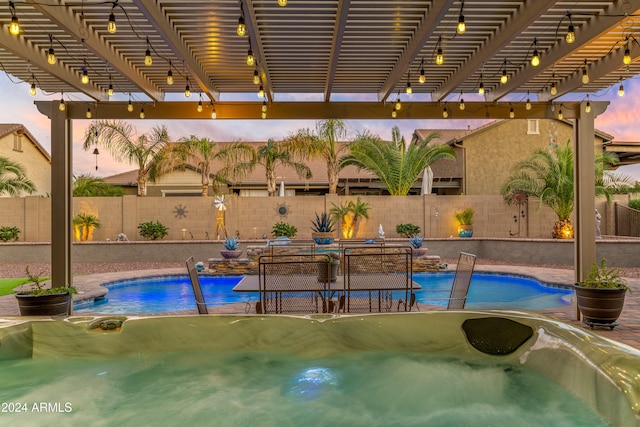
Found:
324,0 -> 350,102
245,0 -> 274,102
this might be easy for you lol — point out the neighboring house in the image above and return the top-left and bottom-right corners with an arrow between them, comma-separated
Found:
415,119 -> 613,196
0,124 -> 51,197
103,166 -> 217,197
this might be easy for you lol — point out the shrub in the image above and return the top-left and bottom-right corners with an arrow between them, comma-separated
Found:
138,220 -> 169,240
272,221 -> 297,238
630,199 -> 640,210
0,226 -> 20,242
396,223 -> 420,237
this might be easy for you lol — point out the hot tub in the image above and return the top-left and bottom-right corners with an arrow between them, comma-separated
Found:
0,312 -> 638,426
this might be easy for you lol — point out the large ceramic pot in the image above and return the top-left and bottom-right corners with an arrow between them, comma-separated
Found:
16,292 -> 71,316
458,225 -> 473,238
574,284 -> 626,329
220,250 -> 243,259
317,260 -> 340,282
410,248 -> 428,258
312,232 -> 335,245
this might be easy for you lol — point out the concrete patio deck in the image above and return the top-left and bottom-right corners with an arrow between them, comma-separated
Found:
1,264 -> 638,350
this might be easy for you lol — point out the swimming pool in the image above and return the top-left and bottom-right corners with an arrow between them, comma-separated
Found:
74,272 -> 573,314
0,313 -> 638,426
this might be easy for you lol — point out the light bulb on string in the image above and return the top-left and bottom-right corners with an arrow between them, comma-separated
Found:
526,92 -> 531,110
139,108 -> 145,119
127,99 -> 134,112
531,38 -> 540,66
197,100 -> 203,112
258,85 -> 265,98
167,69 -> 174,85
509,107 -> 515,119
30,82 -> 36,96
395,97 -> 401,111
237,15 -> 246,37
459,97 -> 465,110
47,35 -> 56,65
108,11 -> 116,34
185,82 -> 191,98
618,83 -> 625,97
442,106 -> 448,119
253,69 -> 260,85
108,83 -> 114,97
59,97 -> 65,111
278,0 -> 287,6
246,48 -> 255,66
391,107 -> 397,118
585,100 -> 591,113
262,101 -> 267,113
624,47 -> 631,65
457,1 -> 466,34
86,108 -> 92,119
81,68 -> 89,84
581,60 -> 589,84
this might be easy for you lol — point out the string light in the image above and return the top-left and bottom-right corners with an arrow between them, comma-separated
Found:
624,47 -> 631,65
108,6 -> 117,34
127,97 -> 134,112
144,38 -> 152,66
557,105 -> 563,120
211,105 -> 217,119
253,69 -> 260,85
278,0 -> 287,6
9,2 -> 20,35
108,83 -> 114,97
581,59 -> 589,84
139,108 -> 145,119
261,111 -> 267,119
59,95 -> 65,111
391,106 -> 397,118
509,106 -> 515,119
246,44 -> 255,66
500,60 -> 508,84
478,74 -> 484,94
197,99 -> 203,112
395,97 -> 401,111
237,11 -> 246,37
459,96 -> 465,110
81,67 -> 89,84
618,81 -> 625,97
47,35 -> 57,65
30,82 -> 36,96
185,81 -> 191,97
86,108 -> 92,119
442,106 -> 448,119
531,39 -> 540,66
262,100 -> 268,113
457,1 -> 466,34
565,14 -> 575,44
436,37 -> 444,65
419,59 -> 425,83
550,81 -> 557,96
258,85 -> 265,98
526,96 -> 531,111
585,100 -> 591,113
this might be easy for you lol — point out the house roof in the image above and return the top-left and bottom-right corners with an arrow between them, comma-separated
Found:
0,124 -> 51,162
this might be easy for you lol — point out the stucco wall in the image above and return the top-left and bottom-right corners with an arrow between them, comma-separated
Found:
0,132 -> 51,197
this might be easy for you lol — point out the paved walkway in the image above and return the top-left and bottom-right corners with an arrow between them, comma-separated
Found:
2,264 -> 639,350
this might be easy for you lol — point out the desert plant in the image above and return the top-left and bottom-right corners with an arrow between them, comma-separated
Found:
579,258 -> 629,291
272,221 -> 297,238
630,199 -> 640,210
17,266 -> 76,296
138,220 -> 169,240
396,223 -> 421,238
408,234 -> 424,249
0,226 -> 20,242
454,208 -> 475,226
223,236 -> 240,250
73,213 -> 102,241
311,212 -> 335,233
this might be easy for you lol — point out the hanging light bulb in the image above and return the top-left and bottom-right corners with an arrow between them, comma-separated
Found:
509,107 -> 515,119
139,108 -> 145,119
565,25 -> 575,44
395,98 -> 401,111
618,82 -> 625,97
550,81 -> 557,96
500,60 -> 508,84
167,69 -> 174,85
185,83 -> 191,97
585,100 -> 591,113
9,1 -> 19,35
108,83 -> 114,97
86,108 -> 92,119
278,0 -> 287,6
531,39 -> 540,66
478,82 -> 484,94
391,107 -> 397,118
246,48 -> 255,66
211,106 -> 217,119
144,38 -> 152,66
258,85 -> 265,98
442,106 -> 448,119
459,97 -> 465,110
59,97 -> 65,111
419,59 -> 425,83
624,47 -> 631,65
457,1 -> 466,34
47,35 -> 57,65
436,48 -> 444,65
557,106 -> 563,120
108,10 -> 117,34
261,111 -> 267,119
262,100 -> 268,113
526,98 -> 531,110
197,100 -> 203,112
81,68 -> 89,84
405,81 -> 412,94
253,69 -> 260,85
581,60 -> 589,84
237,15 -> 246,37
127,99 -> 134,112
29,82 -> 36,96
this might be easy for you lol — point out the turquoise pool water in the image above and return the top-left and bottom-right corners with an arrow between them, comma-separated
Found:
74,272 -> 572,314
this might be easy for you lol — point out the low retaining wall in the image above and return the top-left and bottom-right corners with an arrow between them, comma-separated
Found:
0,237 -> 638,267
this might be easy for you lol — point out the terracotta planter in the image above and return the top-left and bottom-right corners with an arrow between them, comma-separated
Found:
16,292 -> 71,316
574,285 -> 626,328
312,232 -> 335,245
220,249 -> 243,259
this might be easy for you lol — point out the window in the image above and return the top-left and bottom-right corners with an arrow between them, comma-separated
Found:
13,134 -> 22,151
527,119 -> 540,135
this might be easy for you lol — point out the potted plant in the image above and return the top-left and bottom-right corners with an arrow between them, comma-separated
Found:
574,258 -> 630,329
311,211 -> 335,245
408,234 -> 428,257
15,266 -> 77,316
317,252 -> 340,282
454,208 -> 474,238
220,236 -> 243,259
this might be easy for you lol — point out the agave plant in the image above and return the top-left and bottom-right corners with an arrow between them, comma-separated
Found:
223,236 -> 240,250
408,234 -> 424,249
311,212 -> 335,233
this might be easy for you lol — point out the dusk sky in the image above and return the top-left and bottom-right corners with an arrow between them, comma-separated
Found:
2,71 -> 640,181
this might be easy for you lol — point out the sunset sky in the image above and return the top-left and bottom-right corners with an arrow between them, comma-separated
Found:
2,72 -> 640,181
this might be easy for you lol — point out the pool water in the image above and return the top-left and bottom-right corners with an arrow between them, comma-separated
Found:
74,273 -> 572,314
0,349 -> 606,426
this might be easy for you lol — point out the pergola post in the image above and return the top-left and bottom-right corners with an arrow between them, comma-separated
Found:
50,105 -> 73,288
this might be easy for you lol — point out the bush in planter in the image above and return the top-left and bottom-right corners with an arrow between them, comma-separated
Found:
138,220 -> 169,240
575,258 -> 629,328
272,221 -> 297,238
396,223 -> 421,238
0,226 -> 20,242
454,208 -> 474,237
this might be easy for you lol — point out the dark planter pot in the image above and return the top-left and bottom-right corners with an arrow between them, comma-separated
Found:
458,225 -> 473,238
318,261 -> 340,282
220,250 -> 243,259
16,292 -> 71,316
312,232 -> 335,245
574,285 -> 626,328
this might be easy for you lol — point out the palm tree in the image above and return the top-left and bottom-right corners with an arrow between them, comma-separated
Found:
287,119 -> 349,194
223,138 -> 312,196
0,156 -> 36,196
340,126 -> 456,195
72,212 -> 101,241
330,197 -> 371,239
83,120 -> 172,196
73,174 -> 124,197
172,135 -> 254,196
500,141 -> 627,238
